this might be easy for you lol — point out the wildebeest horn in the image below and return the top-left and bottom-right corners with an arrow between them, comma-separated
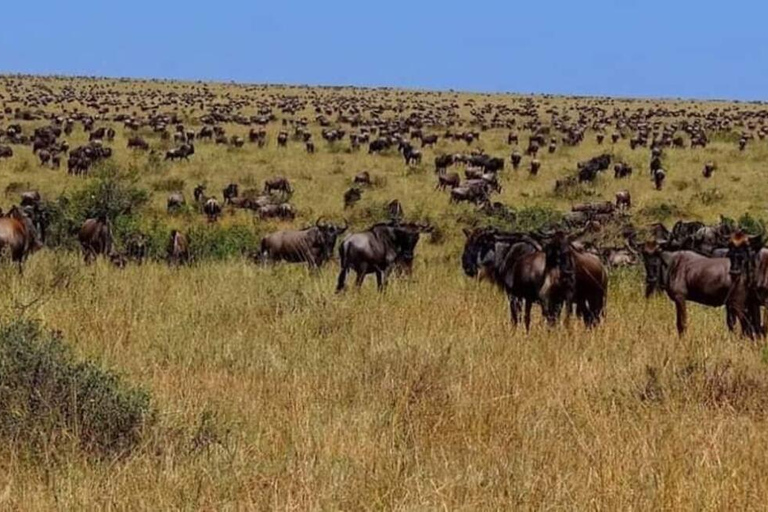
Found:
316,216 -> 327,228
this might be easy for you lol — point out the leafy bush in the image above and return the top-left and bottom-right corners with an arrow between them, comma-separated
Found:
640,202 -> 682,222
187,223 -> 263,261
0,319 -> 153,456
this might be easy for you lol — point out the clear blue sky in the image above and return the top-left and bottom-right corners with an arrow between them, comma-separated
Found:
1,0 -> 765,100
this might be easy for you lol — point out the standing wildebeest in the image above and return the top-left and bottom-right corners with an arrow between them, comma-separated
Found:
264,176 -> 292,195
0,206 -> 42,270
20,191 -> 41,208
79,216 -> 112,264
703,162 -> 716,178
277,131 -> 289,147
653,168 -> 666,190
420,134 -> 438,147
167,230 -> 190,265
260,218 -> 348,268
204,198 -> 222,222
615,190 -> 631,210
167,192 -> 186,213
223,183 -> 239,205
257,203 -> 296,220
353,171 -> 372,186
336,221 -> 430,291
401,143 -> 422,166
641,239 -> 760,337
436,170 -> 460,190
0,145 -> 14,159
434,154 -> 454,172
511,150 -> 522,170
529,159 -> 541,176
462,228 -> 545,330
165,143 -> 195,161
614,163 -> 633,179
127,136 -> 149,150
193,184 -> 207,204
125,233 -> 149,264
538,231 -> 607,327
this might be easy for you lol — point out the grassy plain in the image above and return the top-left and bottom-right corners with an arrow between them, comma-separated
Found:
1,77 -> 768,509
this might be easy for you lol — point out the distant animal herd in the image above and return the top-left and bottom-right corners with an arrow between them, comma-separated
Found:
1,76 -> 768,336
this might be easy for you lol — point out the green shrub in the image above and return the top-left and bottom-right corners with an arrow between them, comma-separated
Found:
151,177 -> 186,192
187,223 -> 263,261
640,202 -> 682,222
0,319 -> 153,456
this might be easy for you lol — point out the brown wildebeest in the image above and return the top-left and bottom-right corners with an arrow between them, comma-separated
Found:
642,239 -> 760,337
615,190 -> 631,210
530,159 -> 541,176
260,218 -> 348,268
336,221 -> 431,291
538,231 -> 607,327
264,176 -> 292,195
343,187 -> 362,209
167,230 -> 190,265
462,228 -> 545,330
511,151 -> 522,170
125,233 -> 149,264
223,183 -> 239,205
79,216 -> 112,264
653,168 -> 666,190
0,206 -> 42,271
257,203 -> 296,220
703,162 -> 716,178
277,131 -> 288,147
436,170 -> 460,190
353,171 -> 371,186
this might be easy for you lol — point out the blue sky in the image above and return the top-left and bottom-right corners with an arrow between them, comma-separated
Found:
1,0 -> 765,100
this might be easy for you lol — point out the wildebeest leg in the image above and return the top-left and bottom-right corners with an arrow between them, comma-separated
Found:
673,298 -> 687,336
375,269 -> 384,291
354,270 -> 367,288
726,307 -> 736,332
335,267 -> 348,292
508,294 -> 520,326
524,300 -> 534,332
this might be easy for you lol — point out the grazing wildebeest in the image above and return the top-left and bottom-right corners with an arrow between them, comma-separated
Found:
127,136 -> 149,150
343,187 -> 362,209
264,176 -> 292,195
165,143 -> 194,161
420,134 -> 438,147
336,221 -> 430,291
277,131 -> 288,147
615,190 -> 631,210
167,230 -> 190,265
306,140 -> 315,153
450,183 -> 490,205
0,145 -> 14,158
223,183 -> 239,205
402,144 -> 422,166
641,239 -> 760,337
530,159 -> 541,176
0,206 -> 42,270
614,162 -> 632,179
260,218 -> 348,268
387,199 -> 404,220
79,216 -> 112,264
20,191 -> 41,208
167,192 -> 186,212
703,162 -> 716,178
204,198 -> 222,222
193,184 -> 207,204
538,231 -> 607,327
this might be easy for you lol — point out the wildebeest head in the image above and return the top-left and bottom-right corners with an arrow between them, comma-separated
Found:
543,231 -> 576,275
461,228 -> 497,277
316,217 -> 348,260
727,230 -> 762,279
641,239 -> 668,297
390,221 -> 431,273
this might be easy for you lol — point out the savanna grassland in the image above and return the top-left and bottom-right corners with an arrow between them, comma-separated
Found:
2,75 -> 768,510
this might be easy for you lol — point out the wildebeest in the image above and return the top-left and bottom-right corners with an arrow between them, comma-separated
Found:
511,150 -> 522,170
257,203 -> 296,220
703,162 -> 716,178
0,145 -> 12,159
420,134 -> 438,147
538,231 -> 607,327
615,190 -> 631,210
436,170 -> 460,190
127,136 -> 149,150
0,206 -> 42,270
336,221 -> 430,291
641,239 -> 761,337
125,232 -> 149,264
264,176 -> 292,195
530,159 -> 541,176
167,192 -> 186,212
79,216 -> 112,264
223,183 -> 239,205
614,162 -> 632,179
20,191 -> 41,208
260,218 -> 348,268
167,230 -> 190,265
387,199 -> 404,220
343,187 -> 362,209
277,131 -> 289,147
165,143 -> 195,161
204,198 -> 222,222
653,168 -> 666,190
353,171 -> 372,186
434,154 -> 454,172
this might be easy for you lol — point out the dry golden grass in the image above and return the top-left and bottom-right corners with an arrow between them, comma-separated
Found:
0,76 -> 768,509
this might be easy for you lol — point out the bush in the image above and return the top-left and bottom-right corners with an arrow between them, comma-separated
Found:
187,223 -> 263,261
640,202 -> 682,222
0,319 -> 153,456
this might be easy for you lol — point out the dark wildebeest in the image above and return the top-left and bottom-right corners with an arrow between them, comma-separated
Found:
614,163 -> 632,179
703,162 -> 716,178
336,221 -> 430,291
167,192 -> 186,213
420,134 -> 438,148
193,184 -> 207,204
0,145 -> 14,158
277,131 -> 288,147
0,206 -> 42,271
387,199 -> 404,220
434,154 -> 454,172
538,231 -> 608,327
20,191 -> 41,208
260,218 -> 348,268
167,230 -> 190,265
165,143 -> 194,161
530,159 -> 541,176
402,144 -> 422,166
264,176 -> 292,195
343,187 -> 362,209
223,183 -> 239,205
511,151 -> 522,170
615,190 -> 631,210
306,140 -> 315,154
462,228 -> 545,330
641,239 -> 760,337
653,168 -> 666,190
79,216 -> 112,264
127,136 -> 149,150
204,198 -> 222,222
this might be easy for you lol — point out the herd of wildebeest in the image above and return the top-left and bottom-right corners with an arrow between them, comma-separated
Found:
2,77 -> 768,337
